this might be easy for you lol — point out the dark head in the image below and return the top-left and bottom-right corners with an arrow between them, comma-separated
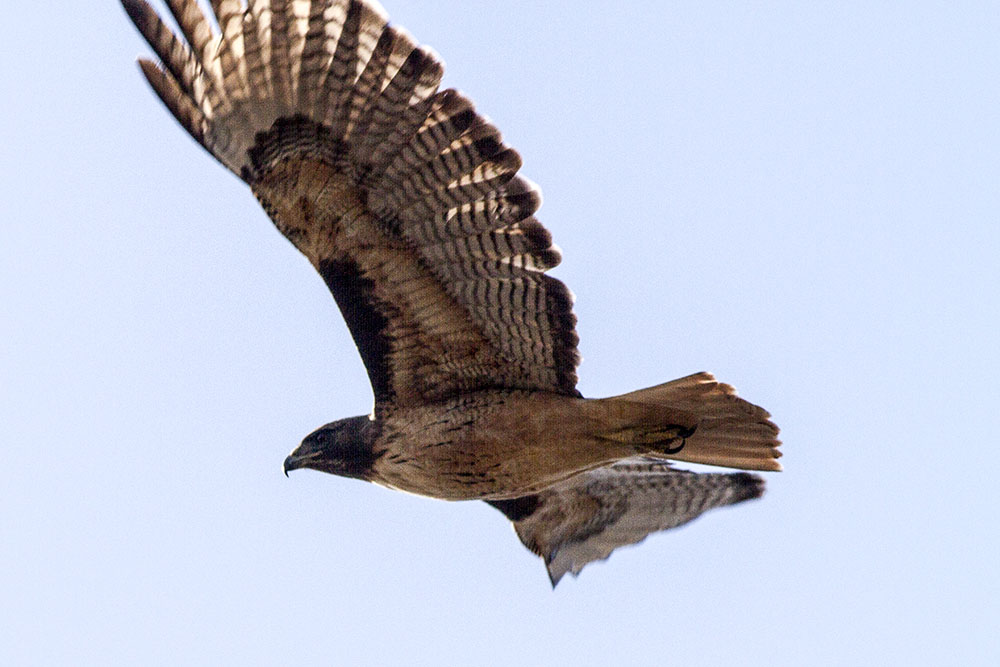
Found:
283,415 -> 379,481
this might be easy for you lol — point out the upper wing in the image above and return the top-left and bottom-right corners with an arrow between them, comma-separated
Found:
488,459 -> 766,586
123,0 -> 580,409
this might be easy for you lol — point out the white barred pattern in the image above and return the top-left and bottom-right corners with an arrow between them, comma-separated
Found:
499,460 -> 766,585
124,0 -> 581,400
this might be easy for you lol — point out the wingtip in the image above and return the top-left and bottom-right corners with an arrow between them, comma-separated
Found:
544,549 -> 568,589
136,57 -> 159,76
121,0 -> 151,27
729,472 -> 767,502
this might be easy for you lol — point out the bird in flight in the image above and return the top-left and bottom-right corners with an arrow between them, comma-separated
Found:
122,0 -> 782,586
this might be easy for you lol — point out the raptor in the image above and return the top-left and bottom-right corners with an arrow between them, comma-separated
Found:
123,0 -> 782,585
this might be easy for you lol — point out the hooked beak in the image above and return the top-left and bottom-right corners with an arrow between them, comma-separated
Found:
283,447 -> 320,477
283,453 -> 304,477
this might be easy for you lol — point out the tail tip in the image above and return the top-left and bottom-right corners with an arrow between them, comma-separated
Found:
729,472 -> 766,502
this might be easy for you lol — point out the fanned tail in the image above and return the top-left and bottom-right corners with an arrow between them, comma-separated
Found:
604,372 -> 782,472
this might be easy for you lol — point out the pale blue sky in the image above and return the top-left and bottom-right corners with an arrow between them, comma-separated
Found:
2,2 -> 998,664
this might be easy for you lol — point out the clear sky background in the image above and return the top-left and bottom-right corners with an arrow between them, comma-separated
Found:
2,1 -> 998,665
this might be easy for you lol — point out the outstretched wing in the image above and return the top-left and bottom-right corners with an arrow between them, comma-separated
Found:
488,459 -> 766,586
122,0 -> 580,410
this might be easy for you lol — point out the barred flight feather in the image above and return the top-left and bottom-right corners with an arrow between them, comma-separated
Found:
490,460 -> 767,586
124,0 -> 581,404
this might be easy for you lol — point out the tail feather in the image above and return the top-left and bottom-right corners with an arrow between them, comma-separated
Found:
608,372 -> 782,472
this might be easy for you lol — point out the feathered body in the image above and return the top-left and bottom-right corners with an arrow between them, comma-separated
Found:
123,0 -> 782,585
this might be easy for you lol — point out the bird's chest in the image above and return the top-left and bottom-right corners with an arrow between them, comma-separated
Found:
369,397 -> 512,499
368,392 -> 600,501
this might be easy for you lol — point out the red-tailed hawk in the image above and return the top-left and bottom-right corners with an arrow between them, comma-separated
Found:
123,0 -> 781,585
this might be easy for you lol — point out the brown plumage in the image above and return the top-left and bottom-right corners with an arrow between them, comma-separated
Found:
122,0 -> 782,585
